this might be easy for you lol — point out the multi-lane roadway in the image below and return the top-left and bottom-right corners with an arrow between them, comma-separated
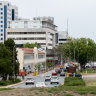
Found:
13,69 -> 65,88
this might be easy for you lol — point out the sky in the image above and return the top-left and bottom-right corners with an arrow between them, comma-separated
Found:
3,0 -> 96,42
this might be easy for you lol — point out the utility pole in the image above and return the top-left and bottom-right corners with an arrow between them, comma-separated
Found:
74,47 -> 76,62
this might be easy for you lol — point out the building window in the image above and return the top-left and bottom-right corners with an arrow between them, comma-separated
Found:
1,29 -> 3,32
1,8 -> 3,10
1,34 -> 3,36
0,3 -> 2,5
8,3 -> 10,6
1,25 -> 3,27
1,21 -> 3,23
1,17 -> 3,19
1,12 -> 3,14
1,38 -> 3,40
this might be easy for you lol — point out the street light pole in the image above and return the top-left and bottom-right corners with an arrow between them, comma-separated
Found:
74,47 -> 76,62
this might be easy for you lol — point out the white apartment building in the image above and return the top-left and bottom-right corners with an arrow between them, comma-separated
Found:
0,1 -> 18,42
6,17 -> 57,49
58,31 -> 68,44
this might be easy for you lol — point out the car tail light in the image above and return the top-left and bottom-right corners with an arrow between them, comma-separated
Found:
42,86 -> 44,88
57,78 -> 59,80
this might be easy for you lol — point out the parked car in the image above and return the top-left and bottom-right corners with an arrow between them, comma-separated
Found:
35,82 -> 46,88
50,76 -> 59,84
52,72 -> 57,76
60,72 -> 65,76
45,76 -> 51,81
25,77 -> 34,85
69,73 -> 82,77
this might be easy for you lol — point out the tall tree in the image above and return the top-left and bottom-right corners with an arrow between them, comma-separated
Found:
4,39 -> 19,79
0,43 -> 13,80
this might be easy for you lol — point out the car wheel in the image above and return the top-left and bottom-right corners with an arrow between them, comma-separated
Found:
26,83 -> 27,85
51,82 -> 52,84
57,82 -> 59,84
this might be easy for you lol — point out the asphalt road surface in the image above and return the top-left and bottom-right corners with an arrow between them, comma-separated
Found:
13,69 -> 65,88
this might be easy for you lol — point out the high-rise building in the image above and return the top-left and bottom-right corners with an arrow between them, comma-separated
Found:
0,1 -> 18,42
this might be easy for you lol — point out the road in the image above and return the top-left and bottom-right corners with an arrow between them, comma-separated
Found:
12,69 -> 65,88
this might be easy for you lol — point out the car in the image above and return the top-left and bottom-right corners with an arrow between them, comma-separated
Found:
52,72 -> 57,76
45,76 -> 51,81
75,73 -> 82,77
69,73 -> 82,77
25,77 -> 34,85
60,72 -> 65,76
63,68 -> 67,72
50,76 -> 59,84
35,82 -> 46,88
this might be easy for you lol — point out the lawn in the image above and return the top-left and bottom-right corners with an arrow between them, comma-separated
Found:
78,68 -> 96,74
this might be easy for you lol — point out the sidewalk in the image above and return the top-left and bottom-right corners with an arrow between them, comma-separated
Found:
83,73 -> 96,78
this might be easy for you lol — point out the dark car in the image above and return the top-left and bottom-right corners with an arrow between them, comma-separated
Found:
63,68 -> 67,72
69,73 -> 82,77
60,72 -> 65,76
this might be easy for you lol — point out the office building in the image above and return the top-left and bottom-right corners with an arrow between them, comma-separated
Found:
6,17 -> 57,49
58,31 -> 68,44
0,1 -> 18,42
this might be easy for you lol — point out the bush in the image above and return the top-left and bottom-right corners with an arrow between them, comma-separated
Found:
0,80 -> 12,86
13,78 -> 21,83
64,77 -> 85,86
0,78 -> 21,86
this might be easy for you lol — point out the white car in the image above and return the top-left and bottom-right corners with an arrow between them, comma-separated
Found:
35,82 -> 46,88
45,76 -> 51,81
50,76 -> 59,84
25,77 -> 34,85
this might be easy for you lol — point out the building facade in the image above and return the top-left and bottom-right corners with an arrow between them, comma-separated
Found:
58,31 -> 68,44
17,47 -> 46,72
0,1 -> 18,43
6,17 -> 57,49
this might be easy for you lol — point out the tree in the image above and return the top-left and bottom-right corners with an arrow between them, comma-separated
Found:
53,44 -> 65,65
23,42 -> 41,48
63,38 -> 96,71
4,39 -> 19,79
0,43 -> 13,80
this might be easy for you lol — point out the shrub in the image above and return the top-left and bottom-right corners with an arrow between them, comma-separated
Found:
0,78 -> 21,86
64,77 -> 85,86
0,80 -> 12,86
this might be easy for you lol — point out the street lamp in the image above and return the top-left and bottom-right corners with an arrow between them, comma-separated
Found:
74,47 -> 76,62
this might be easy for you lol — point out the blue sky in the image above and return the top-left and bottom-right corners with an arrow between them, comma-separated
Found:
3,0 -> 96,42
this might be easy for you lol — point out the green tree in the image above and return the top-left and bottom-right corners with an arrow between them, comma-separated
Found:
4,39 -> 19,79
23,42 -> 41,48
63,38 -> 96,71
0,43 -> 13,80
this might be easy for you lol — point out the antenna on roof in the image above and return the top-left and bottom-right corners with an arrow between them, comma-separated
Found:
67,19 -> 69,37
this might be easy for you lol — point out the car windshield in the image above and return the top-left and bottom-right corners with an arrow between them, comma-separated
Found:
26,78 -> 33,80
51,77 -> 58,79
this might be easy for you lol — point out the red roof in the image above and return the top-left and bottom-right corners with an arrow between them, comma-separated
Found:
20,48 -> 45,54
